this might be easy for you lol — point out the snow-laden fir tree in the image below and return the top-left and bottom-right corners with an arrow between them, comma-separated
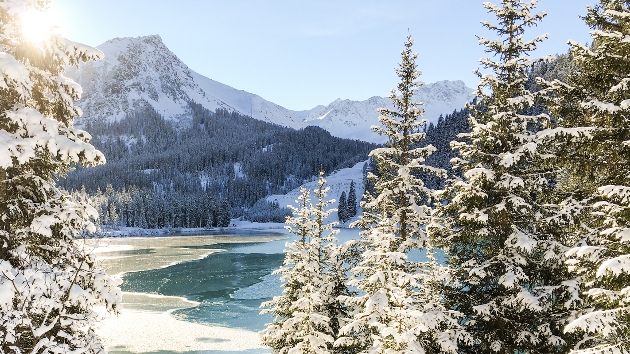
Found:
347,181 -> 357,219
0,1 -> 121,353
337,35 -> 468,354
537,1 -> 630,352
261,171 -> 354,354
338,191 -> 348,224
429,1 -> 584,353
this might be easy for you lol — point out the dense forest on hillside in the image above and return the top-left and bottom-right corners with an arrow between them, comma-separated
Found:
59,102 -> 377,228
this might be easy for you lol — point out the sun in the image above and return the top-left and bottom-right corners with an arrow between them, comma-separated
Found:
20,10 -> 53,43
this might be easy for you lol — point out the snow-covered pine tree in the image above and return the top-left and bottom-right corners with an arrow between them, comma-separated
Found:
312,171 -> 357,353
260,186 -> 316,353
537,1 -> 630,352
430,1 -> 583,353
338,191 -> 348,224
261,171 -> 352,354
0,1 -> 121,353
347,181 -> 357,219
337,35 -> 467,354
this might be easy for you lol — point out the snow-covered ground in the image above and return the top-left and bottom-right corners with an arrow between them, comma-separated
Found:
98,310 -> 265,353
266,160 -> 367,225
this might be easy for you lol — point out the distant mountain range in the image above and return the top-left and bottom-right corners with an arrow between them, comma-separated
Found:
68,35 -> 474,144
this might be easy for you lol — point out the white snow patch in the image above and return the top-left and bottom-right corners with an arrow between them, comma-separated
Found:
118,134 -> 138,149
596,255 -> 630,277
122,291 -> 200,307
199,173 -> 210,191
317,109 -> 334,120
465,167 -> 495,181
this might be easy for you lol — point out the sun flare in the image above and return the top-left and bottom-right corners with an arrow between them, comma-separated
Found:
20,10 -> 53,43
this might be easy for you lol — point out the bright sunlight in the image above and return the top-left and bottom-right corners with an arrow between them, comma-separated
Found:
20,10 -> 53,43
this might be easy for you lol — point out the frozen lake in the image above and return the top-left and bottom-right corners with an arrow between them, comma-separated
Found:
87,228 -> 361,354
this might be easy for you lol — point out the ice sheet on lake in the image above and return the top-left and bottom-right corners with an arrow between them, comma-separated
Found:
88,234 -> 283,275
231,273 -> 282,300
121,292 -> 200,313
89,244 -> 134,253
90,231 -> 358,353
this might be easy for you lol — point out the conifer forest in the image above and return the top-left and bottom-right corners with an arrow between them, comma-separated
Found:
1,0 -> 630,354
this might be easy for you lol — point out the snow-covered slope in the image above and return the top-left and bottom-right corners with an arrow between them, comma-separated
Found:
266,160 -> 366,225
69,35 -> 473,143
190,71 -> 311,128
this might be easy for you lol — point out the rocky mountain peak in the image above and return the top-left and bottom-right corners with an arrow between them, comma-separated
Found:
68,35 -> 210,126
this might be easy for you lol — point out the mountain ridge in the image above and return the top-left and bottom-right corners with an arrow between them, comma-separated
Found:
69,35 -> 474,143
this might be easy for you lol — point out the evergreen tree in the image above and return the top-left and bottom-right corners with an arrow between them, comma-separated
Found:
260,186 -> 312,353
0,1 -> 120,353
538,1 -> 630,352
431,1 -> 582,353
337,36 -> 467,354
261,171 -> 351,354
347,181 -> 357,219
338,191 -> 348,223
312,172 -> 357,353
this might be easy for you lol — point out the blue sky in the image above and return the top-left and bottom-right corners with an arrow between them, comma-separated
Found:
52,0 -> 594,111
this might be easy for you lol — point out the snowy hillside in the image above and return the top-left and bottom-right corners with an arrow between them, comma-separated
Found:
266,160 -> 367,225
69,35 -> 473,143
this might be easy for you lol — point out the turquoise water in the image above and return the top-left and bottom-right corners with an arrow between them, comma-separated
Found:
121,243 -> 284,331
117,230 -> 362,332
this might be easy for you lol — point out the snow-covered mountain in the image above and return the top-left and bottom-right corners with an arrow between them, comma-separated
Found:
67,35 -> 306,129
69,35 -> 473,143
300,80 -> 473,143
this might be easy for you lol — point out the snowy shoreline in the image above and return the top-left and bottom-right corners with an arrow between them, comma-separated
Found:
92,220 -> 289,238
92,219 -> 358,238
